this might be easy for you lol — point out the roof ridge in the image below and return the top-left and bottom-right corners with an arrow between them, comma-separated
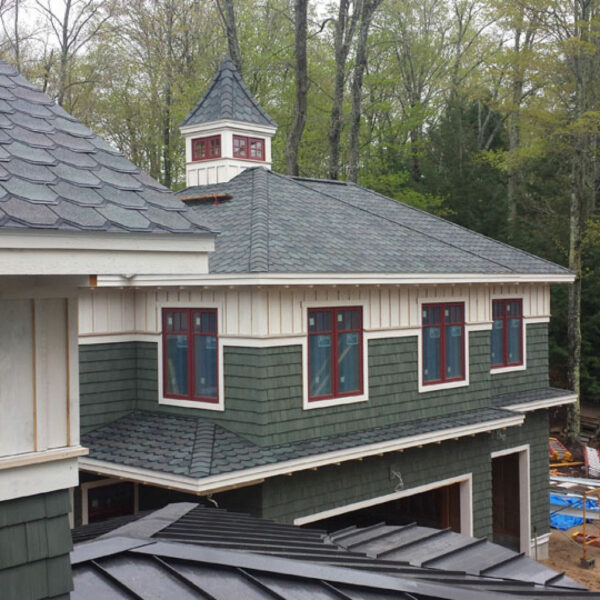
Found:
346,181 -> 572,275
283,173 -> 556,275
248,168 -> 270,272
190,417 -> 217,477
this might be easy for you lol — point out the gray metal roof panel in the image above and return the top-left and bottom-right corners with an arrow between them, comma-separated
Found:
181,58 -> 276,128
177,168 -> 570,276
0,59 -> 213,236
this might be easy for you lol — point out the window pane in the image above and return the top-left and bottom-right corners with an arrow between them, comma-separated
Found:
165,334 -> 188,395
250,139 -> 262,158
338,332 -> 360,393
492,300 -> 503,319
423,327 -> 440,382
194,335 -> 218,399
423,307 -> 439,325
309,334 -> 332,397
446,305 -> 463,323
491,319 -> 503,365
209,137 -> 220,156
507,318 -> 522,363
445,325 -> 463,379
338,309 -> 358,331
507,300 -> 521,316
309,310 -> 331,333
233,136 -> 246,157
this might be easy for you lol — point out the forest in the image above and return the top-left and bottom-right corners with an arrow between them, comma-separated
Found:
1,0 -> 598,430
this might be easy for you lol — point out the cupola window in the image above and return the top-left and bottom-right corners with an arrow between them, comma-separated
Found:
233,135 -> 265,161
191,135 -> 221,161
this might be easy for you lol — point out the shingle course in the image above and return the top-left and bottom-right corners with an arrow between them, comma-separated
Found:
177,167 -> 571,276
181,58 -> 276,128
0,58 -> 213,235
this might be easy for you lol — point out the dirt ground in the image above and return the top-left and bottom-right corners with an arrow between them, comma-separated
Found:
541,528 -> 600,590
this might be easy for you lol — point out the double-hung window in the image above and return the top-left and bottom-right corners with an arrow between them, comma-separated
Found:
162,308 -> 218,403
491,299 -> 523,368
191,135 -> 221,161
308,307 -> 363,401
422,303 -> 465,385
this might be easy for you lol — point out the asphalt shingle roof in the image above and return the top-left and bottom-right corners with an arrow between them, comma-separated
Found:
82,406 -> 518,479
0,59 -> 212,235
181,58 -> 276,128
176,167 -> 571,276
491,387 -> 575,409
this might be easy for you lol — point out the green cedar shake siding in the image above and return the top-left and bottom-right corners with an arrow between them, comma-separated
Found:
491,323 -> 548,396
79,342 -> 137,433
0,489 -> 73,600
261,435 -> 493,536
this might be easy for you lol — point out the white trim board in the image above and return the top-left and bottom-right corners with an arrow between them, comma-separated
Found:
79,412 -> 523,496
96,272 -> 575,288
293,473 -> 474,535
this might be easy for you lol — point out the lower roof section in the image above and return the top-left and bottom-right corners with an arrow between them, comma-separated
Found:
80,406 -> 523,495
492,387 -> 576,412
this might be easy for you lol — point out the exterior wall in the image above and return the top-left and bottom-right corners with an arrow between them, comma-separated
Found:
0,489 -> 72,600
79,283 -> 551,341
491,323 -> 549,396
79,325 -> 546,446
261,411 -> 549,542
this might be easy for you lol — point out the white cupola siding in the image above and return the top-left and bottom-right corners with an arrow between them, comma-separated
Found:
180,59 -> 277,186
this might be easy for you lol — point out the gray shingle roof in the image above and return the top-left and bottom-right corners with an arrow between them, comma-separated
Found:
492,387 -> 575,409
176,167 -> 572,276
82,406 -> 518,479
0,59 -> 212,235
181,58 -> 276,128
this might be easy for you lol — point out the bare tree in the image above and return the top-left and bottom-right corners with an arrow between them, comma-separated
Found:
216,0 -> 242,74
285,0 -> 308,176
347,0 -> 382,183
328,0 -> 361,180
35,0 -> 115,106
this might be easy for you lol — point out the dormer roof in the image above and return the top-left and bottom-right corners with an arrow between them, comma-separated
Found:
181,58 -> 276,129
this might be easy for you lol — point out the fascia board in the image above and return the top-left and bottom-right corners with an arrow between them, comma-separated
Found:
180,120 -> 277,137
96,271 -> 575,288
79,413 -> 523,494
500,393 -> 577,413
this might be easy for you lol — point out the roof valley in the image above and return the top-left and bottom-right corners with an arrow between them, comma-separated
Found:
248,168 -> 269,272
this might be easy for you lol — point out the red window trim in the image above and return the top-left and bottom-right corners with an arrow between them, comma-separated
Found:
162,308 -> 219,403
191,135 -> 221,162
233,134 -> 265,161
422,302 -> 465,386
491,298 -> 523,369
307,306 -> 363,402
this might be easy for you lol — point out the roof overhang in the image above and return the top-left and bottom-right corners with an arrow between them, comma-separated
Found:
0,230 -> 215,276
79,411 -> 523,495
498,393 -> 577,413
180,119 -> 277,138
95,271 -> 575,288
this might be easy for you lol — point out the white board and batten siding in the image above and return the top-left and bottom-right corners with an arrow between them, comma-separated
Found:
0,296 -> 79,459
79,283 -> 551,342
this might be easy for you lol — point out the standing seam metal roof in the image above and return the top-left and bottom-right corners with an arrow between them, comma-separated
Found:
0,59 -> 213,235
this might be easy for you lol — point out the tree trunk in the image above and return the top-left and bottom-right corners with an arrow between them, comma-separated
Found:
285,0 -> 308,176
328,0 -> 360,180
217,0 -> 243,74
347,0 -> 381,183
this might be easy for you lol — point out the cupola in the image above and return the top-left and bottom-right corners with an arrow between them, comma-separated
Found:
180,59 -> 277,186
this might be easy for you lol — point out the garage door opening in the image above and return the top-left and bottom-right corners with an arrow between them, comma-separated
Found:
295,475 -> 472,536
491,446 -> 530,554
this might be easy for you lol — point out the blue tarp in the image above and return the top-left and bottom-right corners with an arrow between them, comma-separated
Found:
549,493 -> 599,530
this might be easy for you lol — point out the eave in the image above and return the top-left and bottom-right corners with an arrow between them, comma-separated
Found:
79,411 -> 524,496
95,271 -> 575,288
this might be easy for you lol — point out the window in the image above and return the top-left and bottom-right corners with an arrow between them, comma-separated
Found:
191,135 -> 221,161
233,135 -> 265,161
308,307 -> 362,401
162,308 -> 218,403
491,299 -> 523,368
422,303 -> 465,385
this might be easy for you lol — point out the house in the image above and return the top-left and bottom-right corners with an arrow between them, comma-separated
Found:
74,59 -> 576,561
0,59 -> 214,599
69,502 -> 598,599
